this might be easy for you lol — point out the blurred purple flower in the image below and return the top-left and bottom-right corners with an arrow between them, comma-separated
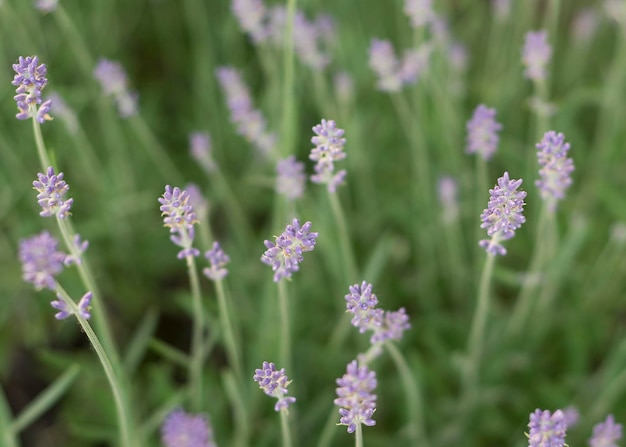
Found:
492,0 -> 511,21
253,361 -> 296,412
12,55 -> 52,122
276,156 -> 306,200
334,360 -> 377,433
333,71 -> 354,105
19,231 -> 66,291
479,172 -> 526,256
589,415 -> 622,447
63,234 -> 89,266
185,183 -> 209,221
47,92 -> 78,134
522,30 -> 552,82
438,176 -> 459,224
371,308 -> 411,343
189,132 -> 216,174
50,291 -> 92,320
203,242 -> 230,281
159,186 -> 200,259
528,409 -> 567,447
309,119 -> 347,193
404,0 -> 434,28
571,9 -> 598,42
35,0 -> 57,12
161,408 -> 215,447
536,131 -> 574,211
562,406 -> 580,428
232,0 -> 269,43
466,105 -> 502,161
368,39 -> 402,92
261,218 -> 318,282
93,58 -> 138,118
33,166 -> 74,219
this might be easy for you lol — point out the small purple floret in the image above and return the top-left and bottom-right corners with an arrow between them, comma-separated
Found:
203,242 -> 230,281
309,119 -> 347,192
334,360 -> 377,434
253,361 -> 296,412
276,156 -> 306,200
50,291 -> 93,320
159,186 -> 200,259
93,58 -> 138,118
589,414 -> 622,447
536,131 -> 574,211
161,408 -> 216,447
19,231 -> 66,291
33,166 -> 74,219
527,409 -> 567,447
466,104 -> 502,161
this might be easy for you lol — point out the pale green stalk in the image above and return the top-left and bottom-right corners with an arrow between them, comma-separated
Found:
184,249 -> 205,411
215,278 -> 243,380
328,190 -> 358,282
0,386 -> 19,447
355,423 -> 363,447
278,279 -> 292,374
31,116 -> 52,170
279,0 -> 297,158
280,408 -> 293,447
223,371 -> 250,447
54,284 -> 135,447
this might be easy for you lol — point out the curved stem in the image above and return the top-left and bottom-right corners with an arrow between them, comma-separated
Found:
185,252 -> 205,411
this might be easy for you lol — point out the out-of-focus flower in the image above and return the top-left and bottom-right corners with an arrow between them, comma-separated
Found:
35,0 -> 58,12
589,414 -> 622,447
63,234 -> 89,266
253,361 -> 296,412
438,176 -> 459,224
189,132 -> 216,174
309,119 -> 347,193
605,0 -> 626,28
159,186 -> 200,259
479,172 -> 526,256
369,39 -> 430,92
571,8 -> 598,42
184,183 -> 209,221
562,406 -> 580,429
404,0 -> 434,28
536,131 -> 574,212
93,58 -> 138,118
12,56 -> 52,123
161,408 -> 216,447
466,105 -> 502,161
333,71 -> 354,106
261,218 -> 318,282
19,231 -> 66,291
334,360 -> 377,434
522,30 -> 552,82
232,0 -> 269,43
528,409 -> 567,447
276,156 -> 305,201
203,242 -> 230,281
33,167 -> 74,219
50,291 -> 92,320
492,0 -> 511,22
47,92 -> 78,134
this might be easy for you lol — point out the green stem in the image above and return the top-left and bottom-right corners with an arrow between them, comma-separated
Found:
328,190 -> 358,282
215,278 -> 242,380
185,251 -> 205,411
31,117 -> 52,170
279,0 -> 297,158
0,386 -> 19,447
355,422 -> 363,447
278,279 -> 292,374
280,407 -> 293,447
55,284 -> 135,447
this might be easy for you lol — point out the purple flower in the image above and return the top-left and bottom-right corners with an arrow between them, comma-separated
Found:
345,281 -> 383,334
33,166 -> 74,219
63,234 -> 89,266
438,176 -> 459,224
334,360 -> 377,434
589,415 -> 622,447
189,132 -> 216,174
309,119 -> 347,193
232,0 -> 269,43
368,39 -> 402,92
562,406 -> 580,428
161,408 -> 216,447
216,66 -> 276,158
398,45 -> 432,84
371,308 -> 411,343
159,186 -> 200,259
571,9 -> 598,42
466,104 -> 502,161
93,58 -> 138,118
47,92 -> 78,133
404,0 -> 434,28
528,409 -> 567,447
253,362 -> 296,412
35,0 -> 58,12
276,156 -> 306,200
522,30 -> 552,81
12,55 -> 51,122
50,291 -> 92,320
261,218 -> 318,282
185,183 -> 209,220
19,231 -> 66,291
479,172 -> 527,256
536,131 -> 574,211
293,10 -> 330,70
203,242 -> 230,281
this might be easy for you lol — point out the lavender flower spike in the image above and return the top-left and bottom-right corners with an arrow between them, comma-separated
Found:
345,281 -> 383,334
261,218 -> 318,282
334,360 -> 377,433
189,132 -> 216,174
276,156 -> 306,201
404,0 -> 435,28
50,291 -> 93,320
93,58 -> 138,118
12,56 -> 52,122
368,39 -> 402,92
203,242 -> 230,281
159,186 -> 200,259
33,167 -> 74,219
522,30 -> 552,82
527,409 -> 567,447
253,361 -> 296,412
589,415 -> 622,447
466,105 -> 502,161
232,0 -> 269,44
19,231 -> 66,291
161,408 -> 216,447
536,131 -> 574,212
309,119 -> 347,193
479,172 -> 526,256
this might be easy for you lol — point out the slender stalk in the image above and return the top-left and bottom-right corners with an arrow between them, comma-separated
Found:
279,0 -> 297,158
278,279 -> 292,374
185,252 -> 205,411
328,191 -> 358,282
215,278 -> 242,380
31,117 -> 52,170
55,284 -> 135,447
0,386 -> 19,447
355,422 -> 363,447
280,408 -> 293,447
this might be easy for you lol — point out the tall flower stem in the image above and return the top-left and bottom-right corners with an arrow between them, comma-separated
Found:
185,253 -> 205,411
328,190 -> 358,282
279,0 -> 297,158
278,279 -> 292,374
31,118 -> 52,171
355,423 -> 363,447
54,284 -> 135,447
280,408 -> 293,447
464,252 -> 496,404
215,279 -> 242,380
0,387 -> 19,447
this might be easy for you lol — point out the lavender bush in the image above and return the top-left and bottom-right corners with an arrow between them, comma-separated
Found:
1,1 -> 626,447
